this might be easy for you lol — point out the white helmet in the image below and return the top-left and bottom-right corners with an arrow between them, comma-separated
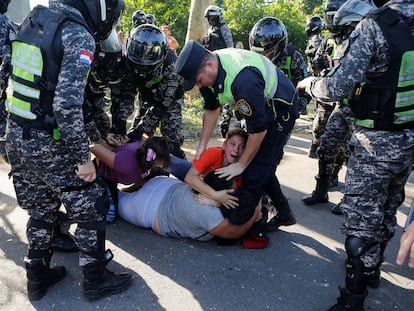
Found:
204,5 -> 223,26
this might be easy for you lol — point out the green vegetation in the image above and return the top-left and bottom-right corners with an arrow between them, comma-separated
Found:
119,0 -> 325,56
182,95 -> 204,138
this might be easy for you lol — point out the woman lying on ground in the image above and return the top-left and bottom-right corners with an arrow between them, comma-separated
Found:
50,136 -> 171,252
91,135 -> 171,190
118,129 -> 262,240
118,175 -> 261,240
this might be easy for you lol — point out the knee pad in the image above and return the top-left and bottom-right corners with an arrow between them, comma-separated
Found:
345,236 -> 379,294
27,218 -> 55,258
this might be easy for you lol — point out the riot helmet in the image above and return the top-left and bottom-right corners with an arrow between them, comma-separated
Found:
249,17 -> 288,63
333,0 -> 375,27
64,0 -> 124,42
91,29 -> 124,84
204,5 -> 223,27
132,10 -> 147,28
0,0 -> 11,14
126,24 -> 168,76
306,16 -> 324,36
146,13 -> 157,25
324,0 -> 347,33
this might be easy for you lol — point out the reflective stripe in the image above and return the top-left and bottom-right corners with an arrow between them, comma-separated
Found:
99,0 -> 106,21
262,58 -> 278,98
217,49 -> 279,104
9,79 -> 40,99
13,66 -> 35,83
396,51 -> 414,110
8,41 -> 43,120
355,118 -> 374,129
394,109 -> 414,124
11,41 -> 43,76
5,97 -> 37,120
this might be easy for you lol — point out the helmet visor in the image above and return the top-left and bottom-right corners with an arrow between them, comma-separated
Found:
128,41 -> 164,65
100,29 -> 122,53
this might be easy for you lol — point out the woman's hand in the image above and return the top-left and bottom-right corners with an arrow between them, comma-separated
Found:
193,193 -> 220,207
211,189 -> 239,209
76,161 -> 96,182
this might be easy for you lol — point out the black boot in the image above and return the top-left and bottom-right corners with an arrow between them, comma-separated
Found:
25,256 -> 67,301
302,174 -> 329,205
83,259 -> 132,301
308,142 -> 318,159
266,195 -> 296,232
327,287 -> 367,311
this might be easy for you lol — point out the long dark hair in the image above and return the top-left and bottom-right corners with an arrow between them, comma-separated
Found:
136,136 -> 171,180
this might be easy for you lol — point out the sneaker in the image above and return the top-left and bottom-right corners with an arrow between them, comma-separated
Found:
266,213 -> 296,232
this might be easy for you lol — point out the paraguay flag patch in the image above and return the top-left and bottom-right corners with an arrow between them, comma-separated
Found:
79,50 -> 93,66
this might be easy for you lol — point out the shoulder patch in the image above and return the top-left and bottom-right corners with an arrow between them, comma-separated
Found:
79,50 -> 94,66
236,99 -> 252,117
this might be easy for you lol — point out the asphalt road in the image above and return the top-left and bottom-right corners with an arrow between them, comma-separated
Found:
0,119 -> 413,311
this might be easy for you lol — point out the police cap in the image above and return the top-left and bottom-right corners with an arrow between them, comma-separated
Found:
174,40 -> 208,91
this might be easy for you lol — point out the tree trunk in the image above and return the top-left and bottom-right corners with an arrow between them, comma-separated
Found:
185,0 -> 212,44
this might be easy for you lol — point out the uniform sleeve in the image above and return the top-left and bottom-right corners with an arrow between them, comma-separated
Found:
53,22 -> 95,164
200,86 -> 220,110
110,70 -> 136,134
220,24 -> 234,48
291,51 -> 309,85
231,67 -> 268,133
0,18 -> 16,81
307,18 -> 384,103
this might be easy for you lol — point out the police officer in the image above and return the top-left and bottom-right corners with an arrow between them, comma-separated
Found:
175,40 -> 298,227
0,0 -> 17,163
297,0 -> 414,309
305,16 -> 324,75
132,9 -> 147,29
84,29 -> 127,142
302,0 -> 375,212
5,0 -> 132,301
307,0 -> 347,159
146,13 -> 157,25
51,28 -> 128,252
247,17 -> 312,230
249,17 -> 310,115
203,4 -> 234,51
116,24 -> 186,159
